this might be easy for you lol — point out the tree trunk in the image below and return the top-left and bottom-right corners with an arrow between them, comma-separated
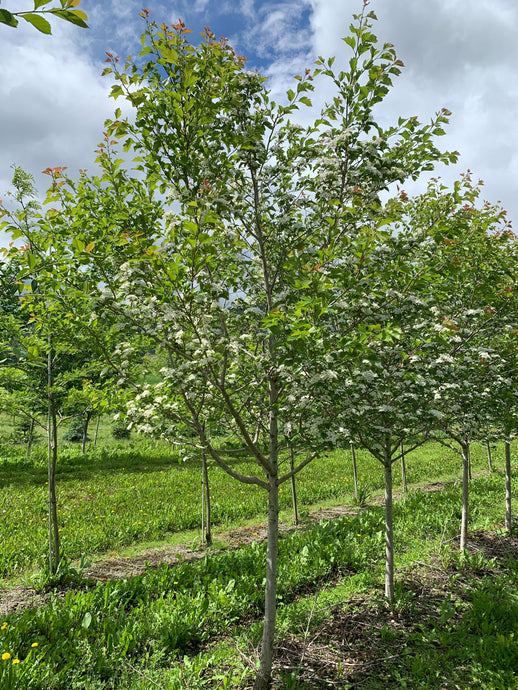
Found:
351,442 -> 358,503
82,411 -> 93,455
384,456 -> 394,603
289,446 -> 299,526
400,441 -> 407,493
467,442 -> 472,481
254,474 -> 279,690
26,417 -> 35,460
47,346 -> 60,574
486,439 -> 493,473
460,441 -> 470,551
93,415 -> 101,446
201,448 -> 212,546
505,439 -> 512,533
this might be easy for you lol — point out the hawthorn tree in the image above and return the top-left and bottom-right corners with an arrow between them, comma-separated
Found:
5,5 -> 460,686
421,178 -> 518,550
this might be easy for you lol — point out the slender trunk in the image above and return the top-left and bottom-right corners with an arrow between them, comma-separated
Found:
82,411 -> 92,455
26,418 -> 35,460
486,440 -> 493,473
93,415 -> 101,446
201,448 -> 212,545
505,439 -> 512,533
460,441 -> 470,551
384,456 -> 394,603
254,473 -> 279,690
400,441 -> 407,493
351,442 -> 358,503
254,367 -> 280,690
47,345 -> 60,574
289,446 -> 299,526
467,443 -> 472,481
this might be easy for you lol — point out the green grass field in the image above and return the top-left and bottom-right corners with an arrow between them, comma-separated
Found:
0,418 -> 516,688
0,416 -> 503,580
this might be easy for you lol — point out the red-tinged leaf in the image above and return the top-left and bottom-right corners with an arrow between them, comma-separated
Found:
21,13 -> 52,34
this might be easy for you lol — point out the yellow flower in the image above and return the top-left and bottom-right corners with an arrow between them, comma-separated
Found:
1,623 -> 7,630
31,643 -> 38,648
12,659 -> 20,665
2,652 -> 11,660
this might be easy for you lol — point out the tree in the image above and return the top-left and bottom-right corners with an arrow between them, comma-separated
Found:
5,6 -> 459,686
0,167 -> 107,574
0,0 -> 87,34
422,178 -> 517,551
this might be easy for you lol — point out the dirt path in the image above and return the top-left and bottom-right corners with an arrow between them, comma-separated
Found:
0,478 -> 465,618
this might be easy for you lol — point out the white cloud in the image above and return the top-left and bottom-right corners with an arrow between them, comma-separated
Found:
0,17 -> 115,200
307,0 -> 518,224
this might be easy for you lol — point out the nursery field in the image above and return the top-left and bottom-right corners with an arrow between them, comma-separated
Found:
0,433 -> 517,688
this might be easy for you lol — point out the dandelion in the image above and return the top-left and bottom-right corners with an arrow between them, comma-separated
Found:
12,659 -> 20,665
357,534 -> 361,537
31,643 -> 38,648
2,652 -> 10,660
1,623 -> 7,630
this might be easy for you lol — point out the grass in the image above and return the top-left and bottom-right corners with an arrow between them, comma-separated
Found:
0,472 -> 516,688
0,422 -> 516,687
0,419 -> 504,580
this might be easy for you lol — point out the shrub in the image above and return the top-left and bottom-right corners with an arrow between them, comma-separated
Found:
63,418 -> 88,443
111,418 -> 131,440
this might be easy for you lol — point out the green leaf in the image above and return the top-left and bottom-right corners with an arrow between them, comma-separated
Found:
299,96 -> 312,107
110,85 -> 124,99
21,13 -> 52,34
82,612 -> 92,629
34,0 -> 53,8
0,9 -> 18,28
49,8 -> 88,28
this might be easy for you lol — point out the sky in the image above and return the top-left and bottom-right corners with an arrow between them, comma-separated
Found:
1,0 -> 517,233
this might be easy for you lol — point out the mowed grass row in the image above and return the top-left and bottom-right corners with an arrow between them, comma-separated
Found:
0,431 -> 511,579
0,472 -> 516,689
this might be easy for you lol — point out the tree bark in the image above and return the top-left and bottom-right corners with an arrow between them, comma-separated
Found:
505,439 -> 512,533
254,368 -> 280,690
289,446 -> 299,526
47,345 -> 60,574
486,439 -> 493,473
351,442 -> 358,503
82,410 -> 93,455
384,455 -> 394,603
460,441 -> 470,551
201,448 -> 212,545
400,441 -> 407,493
467,442 -> 472,481
254,473 -> 279,690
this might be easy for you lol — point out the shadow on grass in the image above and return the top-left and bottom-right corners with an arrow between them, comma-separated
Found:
0,442 -> 257,489
272,531 -> 518,689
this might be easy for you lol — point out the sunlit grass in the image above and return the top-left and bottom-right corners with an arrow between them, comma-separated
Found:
0,426 -> 511,579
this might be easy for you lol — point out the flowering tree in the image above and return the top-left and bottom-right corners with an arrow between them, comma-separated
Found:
4,6 -> 459,686
421,178 -> 518,550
